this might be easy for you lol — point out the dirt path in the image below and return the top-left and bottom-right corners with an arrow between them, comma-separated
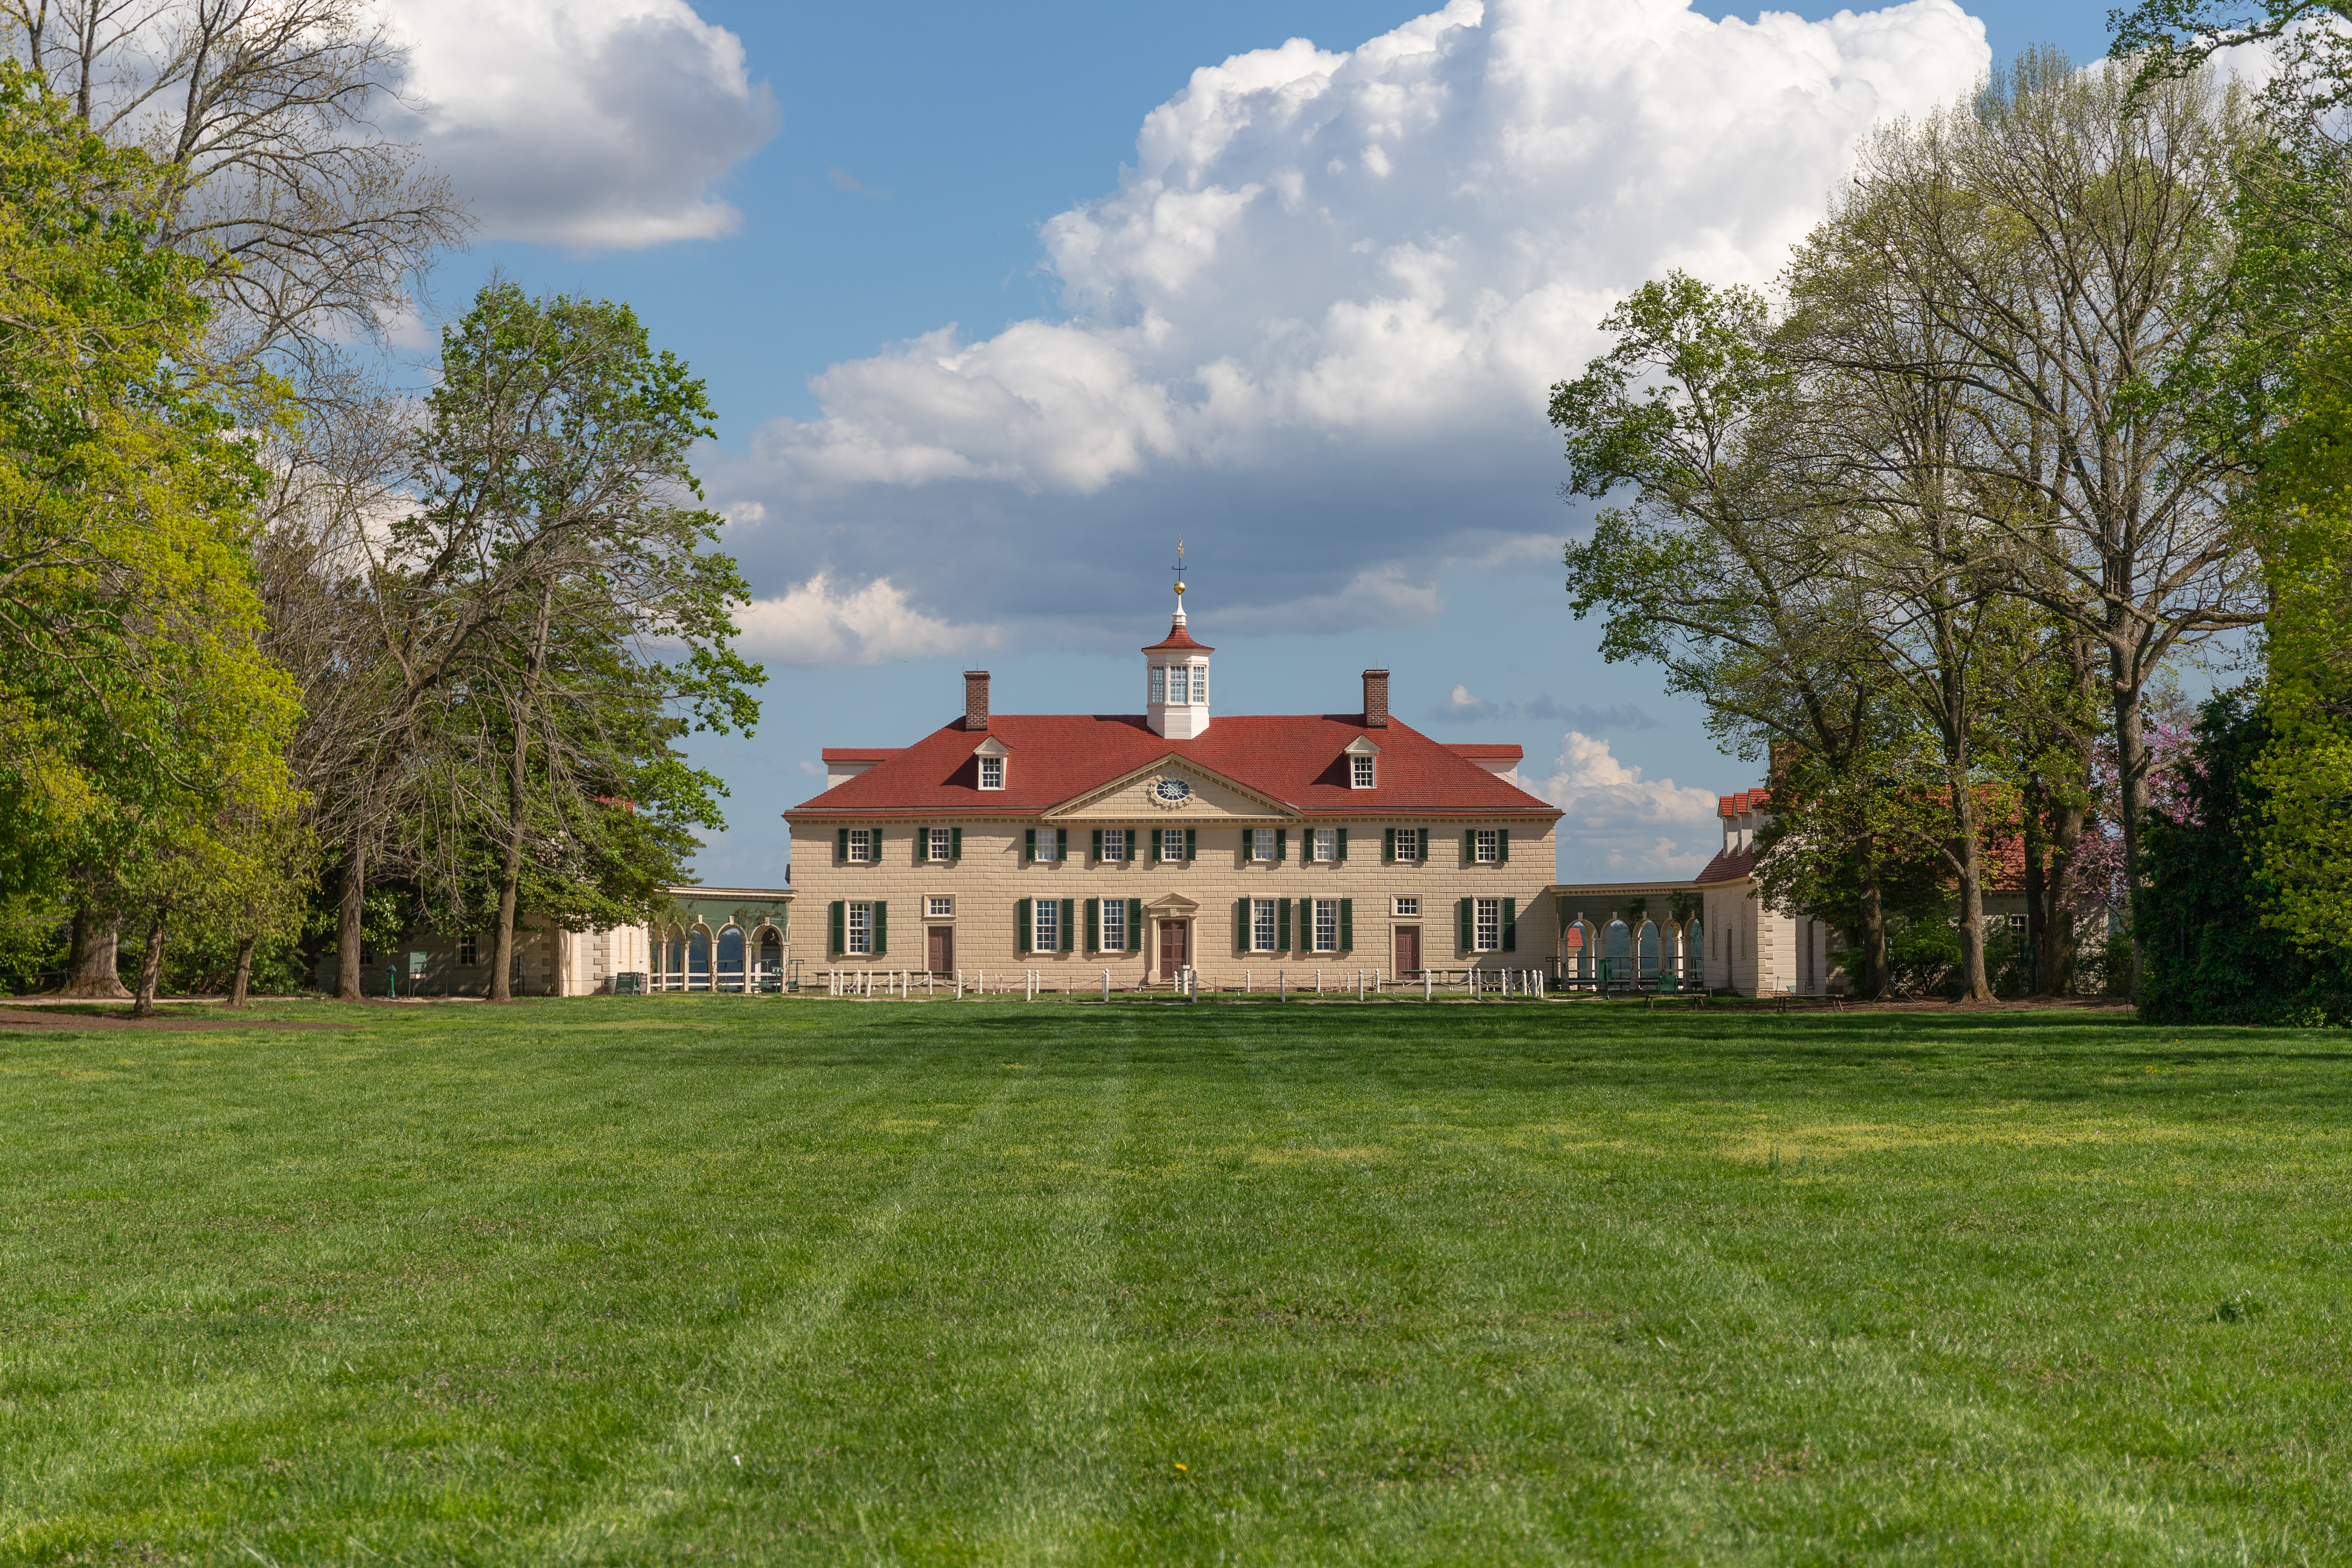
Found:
0,1007 -> 348,1032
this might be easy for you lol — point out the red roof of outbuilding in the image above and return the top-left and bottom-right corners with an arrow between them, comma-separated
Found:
1142,623 -> 1213,654
1718,789 -> 1772,817
1695,847 -> 1758,884
789,714 -> 1559,820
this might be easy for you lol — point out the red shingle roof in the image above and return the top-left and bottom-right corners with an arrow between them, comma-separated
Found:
1695,847 -> 1758,884
1446,744 -> 1524,761
821,748 -> 902,763
1692,820 -> 2027,891
789,714 -> 1560,821
1141,619 -> 1213,654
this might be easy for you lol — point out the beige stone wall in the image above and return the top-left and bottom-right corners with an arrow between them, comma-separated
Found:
791,815 -> 1558,983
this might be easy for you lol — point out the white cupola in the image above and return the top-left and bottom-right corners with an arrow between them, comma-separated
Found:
1144,545 -> 1212,740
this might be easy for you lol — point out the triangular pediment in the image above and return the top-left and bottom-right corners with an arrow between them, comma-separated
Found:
1045,754 -> 1299,821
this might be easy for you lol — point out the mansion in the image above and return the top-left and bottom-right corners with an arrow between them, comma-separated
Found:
345,595 -> 1986,1001
789,591 -> 1564,985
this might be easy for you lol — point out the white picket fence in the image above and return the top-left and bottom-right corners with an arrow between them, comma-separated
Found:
816,966 -> 1554,1001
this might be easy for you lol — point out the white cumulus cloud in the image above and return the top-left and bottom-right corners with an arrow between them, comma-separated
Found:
734,574 -> 1001,667
388,0 -> 777,249
716,0 -> 1988,645
1536,730 -> 1725,880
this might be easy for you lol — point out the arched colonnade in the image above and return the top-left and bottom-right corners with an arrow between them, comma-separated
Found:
1560,913 -> 1704,985
649,920 -> 787,992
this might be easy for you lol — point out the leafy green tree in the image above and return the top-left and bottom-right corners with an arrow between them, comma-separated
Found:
1802,49 -> 2260,995
2139,691 -> 2352,1024
1550,273 -> 1906,994
380,283 -> 763,1001
0,62 -> 299,996
2113,0 -> 2352,967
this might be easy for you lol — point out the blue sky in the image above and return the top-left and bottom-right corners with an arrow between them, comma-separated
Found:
393,0 -> 2122,887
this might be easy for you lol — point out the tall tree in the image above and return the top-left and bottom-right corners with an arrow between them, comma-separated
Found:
2115,0 -> 2352,965
1550,273 -> 1903,993
389,284 -> 761,1001
0,62 -> 299,995
4,0 -> 467,994
1806,48 -> 2263,994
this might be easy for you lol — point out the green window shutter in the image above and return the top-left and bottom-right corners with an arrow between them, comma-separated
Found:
1498,828 -> 1510,864
1383,828 -> 1395,863
1127,899 -> 1143,952
872,901 -> 887,957
836,828 -> 847,865
1458,897 -> 1473,952
1086,899 -> 1100,951
1464,828 -> 1476,864
1092,828 -> 1102,862
1335,827 -> 1348,862
1060,899 -> 1076,952
1235,897 -> 1249,952
829,900 -> 844,954
915,824 -> 927,862
1277,897 -> 1291,952
1339,898 -> 1353,952
871,829 -> 883,865
951,827 -> 962,861
1275,828 -> 1288,862
1151,830 -> 1162,863
1025,828 -> 1036,862
1058,828 -> 1069,861
1185,828 -> 1196,862
1418,828 -> 1429,861
1016,899 -> 1031,955
1502,897 -> 1517,951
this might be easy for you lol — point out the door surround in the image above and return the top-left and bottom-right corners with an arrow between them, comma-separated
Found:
1142,893 -> 1200,983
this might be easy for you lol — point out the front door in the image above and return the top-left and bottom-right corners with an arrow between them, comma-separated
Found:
1159,919 -> 1188,977
927,925 -> 954,974
1395,925 -> 1421,976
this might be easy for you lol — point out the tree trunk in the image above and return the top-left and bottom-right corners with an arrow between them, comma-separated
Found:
228,932 -> 257,1009
2022,790 -> 2046,997
1951,789 -> 1995,1003
131,915 -> 166,1019
2036,791 -> 2087,997
1856,854 -> 1889,1000
335,839 -> 366,1000
490,845 -> 522,1003
491,582 -> 559,1005
55,905 -> 132,998
2112,669 -> 2148,1000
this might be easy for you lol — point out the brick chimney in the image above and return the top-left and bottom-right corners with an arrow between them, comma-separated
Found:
1362,669 -> 1390,729
963,670 -> 990,731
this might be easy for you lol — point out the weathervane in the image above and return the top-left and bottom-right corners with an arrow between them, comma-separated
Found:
1172,538 -> 1186,600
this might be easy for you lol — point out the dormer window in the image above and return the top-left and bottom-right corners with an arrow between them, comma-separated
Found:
974,734 -> 1010,790
1345,734 -> 1380,789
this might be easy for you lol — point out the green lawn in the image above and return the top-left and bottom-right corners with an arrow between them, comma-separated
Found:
3,996 -> 2347,1566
